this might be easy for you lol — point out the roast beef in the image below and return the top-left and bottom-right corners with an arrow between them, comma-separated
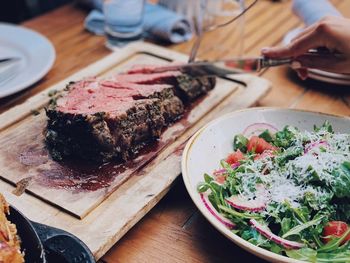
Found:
112,70 -> 216,102
45,68 -> 216,163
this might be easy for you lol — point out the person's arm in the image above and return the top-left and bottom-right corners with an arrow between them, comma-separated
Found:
261,16 -> 350,77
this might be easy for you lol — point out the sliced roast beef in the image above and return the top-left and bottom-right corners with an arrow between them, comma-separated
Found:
45,65 -> 216,163
99,81 -> 184,123
46,79 -> 184,162
112,70 -> 216,102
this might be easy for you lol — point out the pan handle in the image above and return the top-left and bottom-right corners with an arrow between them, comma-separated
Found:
31,221 -> 96,263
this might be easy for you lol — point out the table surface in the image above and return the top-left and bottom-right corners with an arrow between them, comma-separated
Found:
2,0 -> 350,262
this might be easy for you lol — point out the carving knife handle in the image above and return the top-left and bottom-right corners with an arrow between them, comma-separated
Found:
260,57 -> 293,69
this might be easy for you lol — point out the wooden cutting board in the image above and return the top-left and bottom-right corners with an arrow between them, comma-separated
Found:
0,42 -> 271,259
0,46 -> 237,218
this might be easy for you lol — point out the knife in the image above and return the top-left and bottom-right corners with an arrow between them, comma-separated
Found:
146,57 -> 292,78
0,57 -> 21,67
139,51 -> 342,78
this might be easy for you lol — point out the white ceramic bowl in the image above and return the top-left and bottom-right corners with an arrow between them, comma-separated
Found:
181,108 -> 350,263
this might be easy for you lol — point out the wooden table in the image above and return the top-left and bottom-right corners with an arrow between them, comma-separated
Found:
1,0 -> 350,262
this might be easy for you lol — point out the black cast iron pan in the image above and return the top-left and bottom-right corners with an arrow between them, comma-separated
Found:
7,206 -> 95,263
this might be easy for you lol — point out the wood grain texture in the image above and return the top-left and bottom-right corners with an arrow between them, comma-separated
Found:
0,0 -> 349,262
0,43 -> 241,218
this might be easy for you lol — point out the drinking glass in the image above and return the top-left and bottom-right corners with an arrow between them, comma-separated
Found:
202,0 -> 246,58
103,0 -> 145,47
160,0 -> 249,59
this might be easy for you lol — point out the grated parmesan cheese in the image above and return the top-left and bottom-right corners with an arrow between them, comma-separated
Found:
233,129 -> 350,209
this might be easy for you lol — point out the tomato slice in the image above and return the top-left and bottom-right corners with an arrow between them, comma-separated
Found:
226,150 -> 244,166
323,221 -> 350,244
247,136 -> 277,154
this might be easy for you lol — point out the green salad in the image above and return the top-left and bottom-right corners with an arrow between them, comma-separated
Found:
197,121 -> 350,262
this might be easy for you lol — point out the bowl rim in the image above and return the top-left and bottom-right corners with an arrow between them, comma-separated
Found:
181,107 -> 350,263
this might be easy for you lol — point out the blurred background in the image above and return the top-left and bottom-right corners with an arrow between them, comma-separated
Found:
0,0 -> 72,23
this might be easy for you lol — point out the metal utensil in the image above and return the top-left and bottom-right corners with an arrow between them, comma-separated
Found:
0,63 -> 19,86
0,57 -> 21,86
139,56 -> 291,78
141,50 -> 345,78
0,57 -> 20,64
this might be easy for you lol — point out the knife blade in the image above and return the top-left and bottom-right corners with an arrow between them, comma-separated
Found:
142,57 -> 292,78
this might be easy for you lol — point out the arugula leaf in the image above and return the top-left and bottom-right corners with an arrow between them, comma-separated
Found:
285,201 -> 325,248
220,160 -> 234,173
304,190 -> 333,211
218,205 -> 261,219
314,121 -> 334,133
287,246 -> 350,262
197,182 -> 209,193
306,165 -> 322,183
282,216 -> 324,239
258,129 -> 274,143
204,173 -> 213,184
342,161 -> 350,173
330,162 -> 350,198
233,134 -> 249,153
285,248 -> 317,262
317,252 -> 350,263
318,227 -> 350,253
240,228 -> 283,252
274,126 -> 297,148
270,243 -> 284,255
276,146 -> 303,166
281,217 -> 293,235
317,243 -> 350,262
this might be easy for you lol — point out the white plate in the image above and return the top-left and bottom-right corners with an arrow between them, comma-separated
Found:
181,108 -> 350,263
0,23 -> 56,98
283,28 -> 350,85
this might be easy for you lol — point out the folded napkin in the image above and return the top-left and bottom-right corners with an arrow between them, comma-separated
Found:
85,10 -> 105,35
84,2 -> 192,43
292,0 -> 342,26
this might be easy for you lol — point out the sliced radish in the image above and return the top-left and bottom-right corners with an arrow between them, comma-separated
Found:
255,184 -> 269,196
243,123 -> 278,138
213,163 -> 240,177
226,195 -> 266,212
214,174 -> 226,185
200,194 -> 236,229
250,219 -> 304,249
231,162 -> 240,169
213,162 -> 241,185
305,141 -> 329,154
213,169 -> 227,176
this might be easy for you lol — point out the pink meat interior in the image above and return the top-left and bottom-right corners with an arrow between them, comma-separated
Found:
127,63 -> 184,74
56,78 -> 172,115
110,71 -> 182,84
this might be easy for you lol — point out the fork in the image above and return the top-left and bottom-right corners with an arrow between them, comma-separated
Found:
0,63 -> 19,86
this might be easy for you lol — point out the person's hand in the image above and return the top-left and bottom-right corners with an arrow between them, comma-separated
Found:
261,16 -> 350,79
